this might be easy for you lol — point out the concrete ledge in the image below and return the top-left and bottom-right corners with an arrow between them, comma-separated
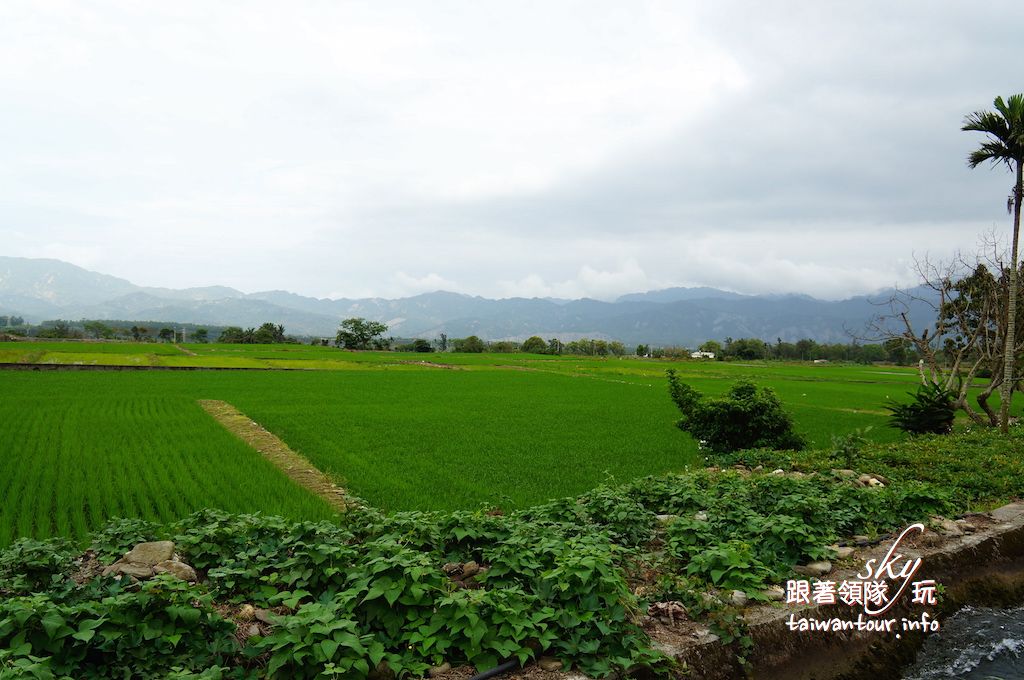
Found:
661,501 -> 1024,679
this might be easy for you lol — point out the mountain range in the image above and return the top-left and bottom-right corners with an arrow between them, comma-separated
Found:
0,257 -> 930,346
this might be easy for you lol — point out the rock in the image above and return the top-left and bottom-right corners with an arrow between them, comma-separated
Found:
753,465 -> 764,473
428,662 -> 452,677
656,514 -> 679,524
461,561 -> 480,578
763,586 -> 785,601
793,561 -> 832,577
833,469 -> 856,478
772,469 -> 785,475
254,609 -> 276,625
122,541 -> 175,567
102,562 -> 155,579
955,519 -> 977,533
538,657 -> 563,672
867,477 -> 885,488
831,545 -> 856,559
857,474 -> 874,486
853,535 -> 872,546
243,623 -> 261,638
237,604 -> 256,621
936,518 -> 963,537
647,600 -> 688,623
730,590 -> 749,607
153,560 -> 197,582
871,473 -> 891,485
693,511 -> 708,522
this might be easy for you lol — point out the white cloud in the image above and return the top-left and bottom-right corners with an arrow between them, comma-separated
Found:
0,1 -> 1021,301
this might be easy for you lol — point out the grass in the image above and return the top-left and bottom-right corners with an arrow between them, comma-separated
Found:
2,340 -> 1017,546
0,380 -> 336,547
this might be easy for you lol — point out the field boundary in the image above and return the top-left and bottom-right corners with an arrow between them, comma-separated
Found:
0,363 -> 281,371
197,399 -> 355,513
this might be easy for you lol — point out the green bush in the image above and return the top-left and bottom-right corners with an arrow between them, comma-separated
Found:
885,383 -> 956,434
666,371 -> 806,453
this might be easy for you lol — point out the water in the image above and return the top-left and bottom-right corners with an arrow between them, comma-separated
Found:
901,605 -> 1024,679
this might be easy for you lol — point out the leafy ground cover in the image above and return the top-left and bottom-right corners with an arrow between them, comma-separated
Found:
1,427 -> 1020,679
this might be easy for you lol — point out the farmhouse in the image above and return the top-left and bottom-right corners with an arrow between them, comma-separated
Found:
690,350 -> 715,359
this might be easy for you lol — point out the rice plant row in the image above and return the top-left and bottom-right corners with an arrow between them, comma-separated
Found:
0,384 -> 336,547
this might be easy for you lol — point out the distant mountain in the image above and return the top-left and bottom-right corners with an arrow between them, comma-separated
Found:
616,286 -> 748,303
0,256 -> 932,344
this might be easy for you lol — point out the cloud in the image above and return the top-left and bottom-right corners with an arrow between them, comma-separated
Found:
0,1 -> 1021,301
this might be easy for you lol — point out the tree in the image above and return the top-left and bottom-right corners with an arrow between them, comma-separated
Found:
635,344 -> 649,357
193,328 -> 209,343
218,326 -> 245,343
963,94 -> 1024,432
158,328 -> 174,342
412,339 -> 433,353
453,335 -> 485,353
253,322 -> 285,344
83,321 -> 113,339
866,249 -> 1024,427
521,336 -> 547,354
336,318 -> 388,350
698,340 -> 722,355
666,370 -> 806,453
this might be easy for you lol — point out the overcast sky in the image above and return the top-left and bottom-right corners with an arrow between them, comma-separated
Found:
2,1 -> 1021,301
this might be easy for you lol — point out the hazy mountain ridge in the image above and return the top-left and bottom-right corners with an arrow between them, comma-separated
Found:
0,256 -> 929,345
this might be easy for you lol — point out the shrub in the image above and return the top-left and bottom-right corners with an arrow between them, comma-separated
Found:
666,371 -> 806,453
885,383 -> 955,434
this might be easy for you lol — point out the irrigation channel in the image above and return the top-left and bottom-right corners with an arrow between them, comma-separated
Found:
899,604 -> 1024,679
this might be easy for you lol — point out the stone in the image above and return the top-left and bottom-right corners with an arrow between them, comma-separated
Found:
833,469 -> 856,478
153,560 -> 197,582
237,604 -> 256,621
936,518 -> 963,537
441,562 -> 462,576
763,586 -> 785,601
730,590 -> 749,607
103,562 -> 155,579
793,561 -> 832,577
255,609 -> 276,625
647,600 -> 688,623
867,477 -> 885,488
753,465 -> 764,473
955,519 -> 977,534
656,514 -> 679,524
693,511 -> 708,522
538,657 -> 563,672
244,623 -> 261,638
428,662 -> 452,677
772,469 -> 785,475
853,535 -> 871,546
122,541 -> 175,567
831,545 -> 856,559
461,561 -> 480,578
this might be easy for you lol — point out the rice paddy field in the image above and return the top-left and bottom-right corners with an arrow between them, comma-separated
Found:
1,339 -> 1004,547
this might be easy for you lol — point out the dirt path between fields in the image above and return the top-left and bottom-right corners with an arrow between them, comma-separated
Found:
197,399 -> 356,513
174,344 -> 198,356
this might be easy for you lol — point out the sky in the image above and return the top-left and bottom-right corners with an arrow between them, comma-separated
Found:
1,1 -> 1022,301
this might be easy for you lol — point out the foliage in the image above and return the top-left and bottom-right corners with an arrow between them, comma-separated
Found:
335,318 -> 389,350
2,423 -> 1022,677
667,371 -> 806,453
886,383 -> 956,435
452,335 -> 485,353
831,427 -> 871,469
520,336 -> 547,354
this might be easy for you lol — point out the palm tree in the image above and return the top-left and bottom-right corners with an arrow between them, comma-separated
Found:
963,94 -> 1024,433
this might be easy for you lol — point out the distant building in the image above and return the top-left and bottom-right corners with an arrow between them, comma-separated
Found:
813,359 -> 829,364
691,351 -> 716,359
